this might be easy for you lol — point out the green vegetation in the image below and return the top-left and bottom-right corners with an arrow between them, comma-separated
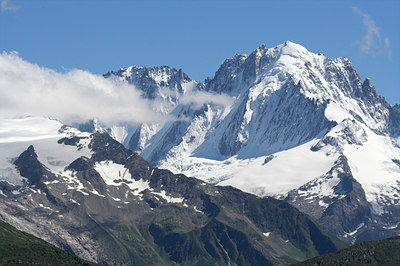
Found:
295,236 -> 400,265
0,220 -> 95,265
112,224 -> 173,266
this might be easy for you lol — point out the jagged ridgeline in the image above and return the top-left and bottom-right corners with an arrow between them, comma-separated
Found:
0,118 -> 345,265
100,41 -> 400,245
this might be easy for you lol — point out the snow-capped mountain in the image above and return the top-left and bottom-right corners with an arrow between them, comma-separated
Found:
0,117 -> 344,265
105,41 -> 400,244
94,66 -> 198,149
104,65 -> 193,102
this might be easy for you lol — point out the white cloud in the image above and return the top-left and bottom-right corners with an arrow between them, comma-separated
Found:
1,0 -> 19,11
0,52 -> 172,126
352,6 -> 391,59
180,90 -> 234,109
384,37 -> 392,59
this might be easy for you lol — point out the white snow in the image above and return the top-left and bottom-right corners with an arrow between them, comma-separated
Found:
218,141 -> 337,196
110,196 -> 121,201
345,223 -> 364,237
343,124 -> 400,210
318,200 -> 329,208
38,203 -> 53,211
43,180 -> 60,184
297,171 -> 341,201
161,140 -> 336,196
0,117 -> 93,186
91,188 -> 105,197
0,190 -> 7,197
324,102 -> 353,123
109,125 -> 128,144
60,170 -> 89,195
383,224 -> 398,230
193,206 -> 203,213
153,190 -> 184,203
70,199 -> 80,205
94,161 -> 186,204
94,160 -> 151,196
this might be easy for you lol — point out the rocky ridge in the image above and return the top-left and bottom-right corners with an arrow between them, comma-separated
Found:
0,117 -> 345,265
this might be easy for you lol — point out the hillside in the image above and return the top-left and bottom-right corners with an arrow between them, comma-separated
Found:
0,220 -> 95,265
296,236 -> 400,265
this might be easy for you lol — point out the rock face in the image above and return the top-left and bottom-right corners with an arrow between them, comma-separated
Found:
389,104 -> 400,139
102,41 -> 400,245
104,65 -> 192,100
0,117 -> 345,265
285,156 -> 372,244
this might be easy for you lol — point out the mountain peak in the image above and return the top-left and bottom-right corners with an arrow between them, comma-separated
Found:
363,77 -> 372,87
283,40 -> 302,47
251,41 -> 309,57
105,65 -> 191,83
255,43 -> 267,52
276,41 -> 312,59
104,64 -> 194,100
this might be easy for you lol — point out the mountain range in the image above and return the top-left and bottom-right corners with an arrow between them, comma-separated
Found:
0,41 -> 399,264
101,41 -> 400,245
0,117 -> 344,265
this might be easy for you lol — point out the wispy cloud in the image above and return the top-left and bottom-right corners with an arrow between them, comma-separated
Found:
384,37 -> 392,59
352,6 -> 391,59
1,0 -> 19,11
0,52 -> 173,126
180,90 -> 234,109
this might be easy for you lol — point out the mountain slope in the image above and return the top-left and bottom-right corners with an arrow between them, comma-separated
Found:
104,41 -> 400,244
0,220 -> 94,265
295,236 -> 400,266
0,117 -> 345,265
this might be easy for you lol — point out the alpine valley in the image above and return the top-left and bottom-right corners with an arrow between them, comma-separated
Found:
0,41 -> 399,265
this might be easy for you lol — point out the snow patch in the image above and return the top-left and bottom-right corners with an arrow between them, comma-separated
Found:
94,160 -> 151,196
153,190 -> 184,203
193,206 -> 203,213
345,223 -> 364,237
0,117 -> 94,186
343,125 -> 400,208
110,196 -> 121,201
70,199 -> 80,205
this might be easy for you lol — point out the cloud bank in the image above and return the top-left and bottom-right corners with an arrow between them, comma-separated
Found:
0,52 -> 171,126
352,6 -> 391,59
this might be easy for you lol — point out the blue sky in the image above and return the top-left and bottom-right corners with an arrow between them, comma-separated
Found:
1,0 -> 399,104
